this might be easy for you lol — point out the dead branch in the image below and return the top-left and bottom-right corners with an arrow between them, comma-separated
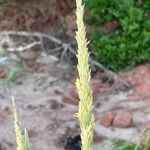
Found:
0,31 -> 62,45
0,30 -> 130,87
67,44 -> 130,87
7,41 -> 41,52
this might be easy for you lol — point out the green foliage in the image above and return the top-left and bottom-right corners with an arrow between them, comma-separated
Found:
84,0 -> 150,71
140,127 -> 150,150
92,139 -> 141,150
12,97 -> 31,150
115,143 -> 140,150
75,0 -> 94,149
5,65 -> 21,87
92,128 -> 150,150
0,57 -> 21,87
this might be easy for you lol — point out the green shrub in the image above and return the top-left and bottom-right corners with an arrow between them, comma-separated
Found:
84,0 -> 150,71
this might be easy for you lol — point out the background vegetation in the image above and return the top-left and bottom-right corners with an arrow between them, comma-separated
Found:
84,0 -> 150,71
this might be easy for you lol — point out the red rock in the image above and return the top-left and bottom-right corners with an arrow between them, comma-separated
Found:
137,65 -> 149,74
100,111 -> 114,127
113,110 -> 133,128
124,64 -> 150,97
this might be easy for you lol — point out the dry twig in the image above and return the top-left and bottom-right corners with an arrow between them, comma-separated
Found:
0,31 -> 130,87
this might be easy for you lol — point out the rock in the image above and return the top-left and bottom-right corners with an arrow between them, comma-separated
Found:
113,110 -> 133,128
100,111 -> 114,127
124,64 -> 150,97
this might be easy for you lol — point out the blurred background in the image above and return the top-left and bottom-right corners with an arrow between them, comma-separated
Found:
0,0 -> 150,150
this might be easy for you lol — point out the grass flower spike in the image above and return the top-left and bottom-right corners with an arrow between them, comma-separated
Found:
75,0 -> 95,150
12,96 -> 30,150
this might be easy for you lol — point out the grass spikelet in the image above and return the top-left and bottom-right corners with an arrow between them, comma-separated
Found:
12,96 -> 31,150
75,0 -> 95,150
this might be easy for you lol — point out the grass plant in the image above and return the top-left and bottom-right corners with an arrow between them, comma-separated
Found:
10,0 -> 150,149
12,96 -> 30,150
75,0 -> 94,150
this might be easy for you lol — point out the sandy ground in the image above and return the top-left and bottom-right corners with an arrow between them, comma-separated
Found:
0,60 -> 79,150
0,57 -> 149,150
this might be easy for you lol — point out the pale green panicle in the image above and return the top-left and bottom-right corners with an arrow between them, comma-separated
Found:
75,0 -> 95,150
12,96 -> 31,150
